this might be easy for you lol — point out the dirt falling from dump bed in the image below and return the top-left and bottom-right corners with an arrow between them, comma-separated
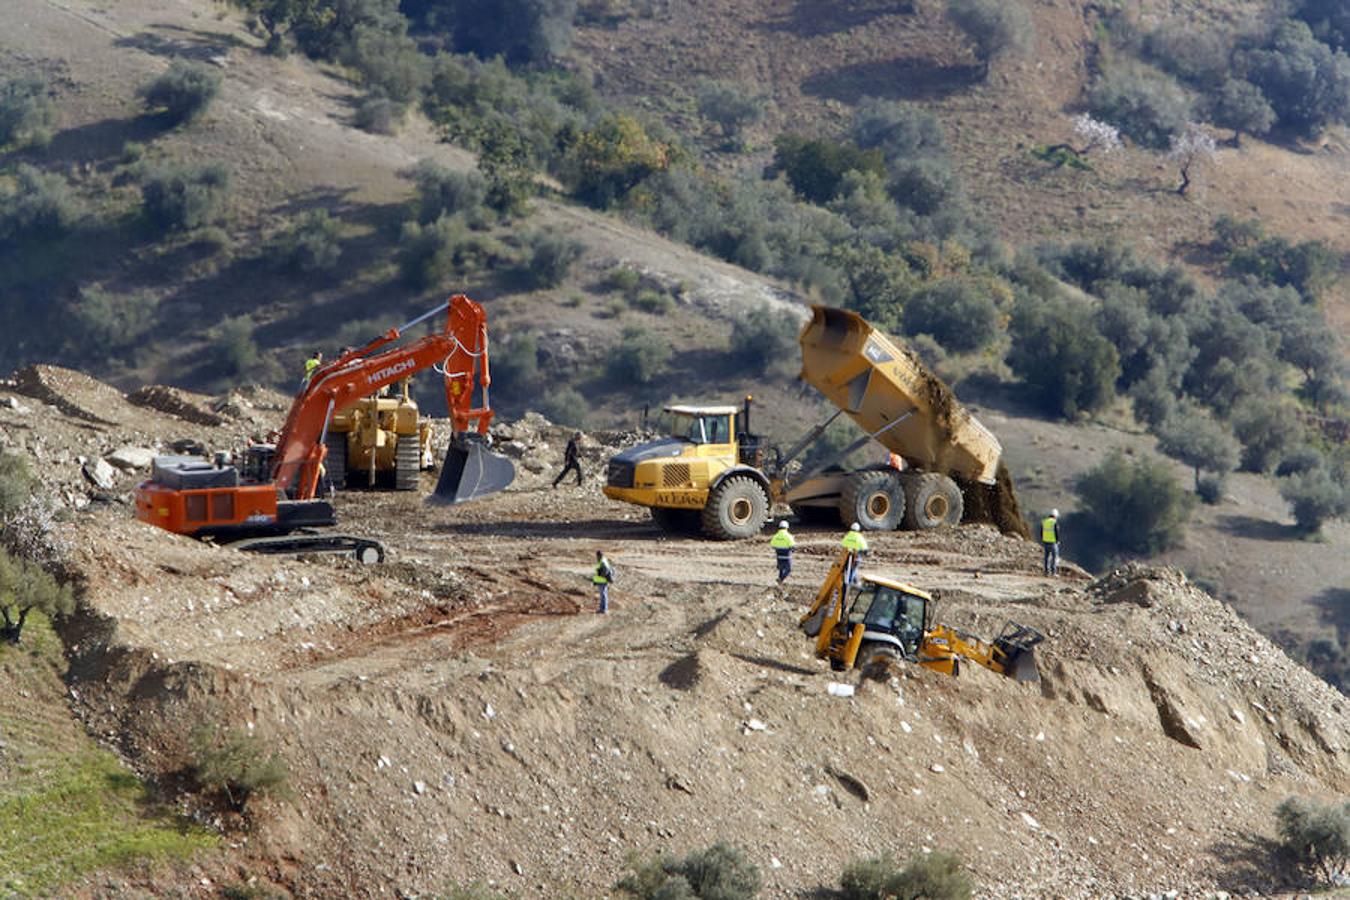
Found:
960,462 -> 1030,539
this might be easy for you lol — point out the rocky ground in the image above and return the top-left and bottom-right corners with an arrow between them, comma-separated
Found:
2,366 -> 1348,898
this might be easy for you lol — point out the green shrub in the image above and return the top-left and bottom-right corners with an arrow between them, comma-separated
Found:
410,159 -> 488,224
566,113 -> 672,208
1145,26 -> 1234,91
886,160 -> 963,218
0,76 -> 53,147
696,79 -> 762,140
425,0 -> 577,66
604,264 -> 643,296
140,59 -> 221,125
770,134 -> 886,204
632,288 -> 674,314
442,884 -> 509,900
539,386 -> 589,428
0,452 -> 37,521
839,852 -> 972,900
1210,78 -> 1276,144
1274,796 -> 1350,886
1279,467 -> 1349,535
0,547 -> 74,644
1088,64 -> 1191,149
1229,396 -> 1302,473
69,287 -> 159,358
353,94 -> 402,134
398,214 -> 504,288
189,723 -> 289,811
341,23 -> 429,104
849,97 -> 947,164
1196,474 -> 1226,505
0,164 -> 80,239
901,279 -> 1000,353
946,0 -> 1034,76
608,325 -> 671,384
1075,449 -> 1192,555
493,334 -> 540,390
1277,445 -> 1324,477
1007,291 -> 1119,419
1296,0 -> 1350,52
730,306 -> 799,375
281,210 -> 343,273
1156,403 -> 1240,490
1227,234 -> 1338,301
213,315 -> 260,376
618,842 -> 760,900
141,163 -> 230,232
1241,19 -> 1350,138
515,227 -> 584,289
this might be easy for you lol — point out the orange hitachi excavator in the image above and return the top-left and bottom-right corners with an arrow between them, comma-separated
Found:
133,295 -> 515,562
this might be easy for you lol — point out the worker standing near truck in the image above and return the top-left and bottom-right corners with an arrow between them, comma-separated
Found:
1041,509 -> 1060,576
592,550 -> 615,614
769,520 -> 796,584
841,522 -> 868,585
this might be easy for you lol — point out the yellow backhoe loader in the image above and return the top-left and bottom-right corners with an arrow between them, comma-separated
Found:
323,378 -> 436,491
603,305 -> 1018,539
799,549 -> 1044,682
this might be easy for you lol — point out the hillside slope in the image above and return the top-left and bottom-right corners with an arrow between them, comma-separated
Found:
0,367 -> 1347,896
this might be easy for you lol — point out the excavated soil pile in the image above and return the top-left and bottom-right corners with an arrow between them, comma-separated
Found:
127,385 -> 225,427
12,364 -> 140,426
960,462 -> 1031,538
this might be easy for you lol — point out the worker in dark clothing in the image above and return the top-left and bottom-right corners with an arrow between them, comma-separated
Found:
1041,509 -> 1060,576
553,432 -> 583,488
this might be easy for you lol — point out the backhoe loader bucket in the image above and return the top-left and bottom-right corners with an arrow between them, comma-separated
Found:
993,622 -> 1045,683
429,434 -> 515,505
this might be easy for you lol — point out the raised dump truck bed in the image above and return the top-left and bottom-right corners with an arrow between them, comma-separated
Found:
797,306 -> 1002,485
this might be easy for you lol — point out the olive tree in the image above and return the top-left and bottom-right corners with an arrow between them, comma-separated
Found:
1156,403 -> 1240,490
946,0 -> 1034,78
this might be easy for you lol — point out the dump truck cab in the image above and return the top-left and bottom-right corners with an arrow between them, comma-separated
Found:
603,401 -> 772,539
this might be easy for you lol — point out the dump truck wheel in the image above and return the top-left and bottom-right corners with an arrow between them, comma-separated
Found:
323,434 -> 347,493
701,475 -> 769,540
858,643 -> 901,680
839,471 -> 902,531
901,473 -> 963,530
651,507 -> 702,535
394,437 -> 419,491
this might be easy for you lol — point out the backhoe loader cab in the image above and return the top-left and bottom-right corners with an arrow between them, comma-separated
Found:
603,400 -> 772,540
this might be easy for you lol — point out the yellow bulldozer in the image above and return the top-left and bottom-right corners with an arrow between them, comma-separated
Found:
323,378 -> 435,491
799,549 -> 1044,682
603,305 -> 1011,539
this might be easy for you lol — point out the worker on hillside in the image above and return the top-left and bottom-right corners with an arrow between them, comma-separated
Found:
841,522 -> 869,586
592,549 -> 616,614
769,520 -> 796,584
303,349 -> 323,384
1041,509 -> 1060,576
553,432 -> 584,488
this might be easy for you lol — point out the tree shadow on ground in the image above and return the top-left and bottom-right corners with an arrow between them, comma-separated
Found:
1216,514 -> 1297,541
802,58 -> 981,103
1209,833 -> 1302,896
757,0 -> 914,37
1313,586 -> 1350,644
5,114 -> 168,170
114,25 -> 246,62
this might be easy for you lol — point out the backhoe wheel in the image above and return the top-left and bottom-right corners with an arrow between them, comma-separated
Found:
651,507 -> 703,536
839,470 -> 902,531
857,642 -> 902,680
701,475 -> 769,540
901,472 -> 964,530
323,433 -> 348,494
394,436 -> 420,491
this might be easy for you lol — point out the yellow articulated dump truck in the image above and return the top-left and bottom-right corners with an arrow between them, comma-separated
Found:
603,305 -> 1020,539
323,378 -> 435,491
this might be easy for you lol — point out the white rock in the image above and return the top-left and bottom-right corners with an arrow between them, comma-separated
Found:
929,764 -> 945,774
826,682 -> 855,698
745,719 -> 768,732
483,703 -> 497,720
770,857 -> 782,869
1229,708 -> 1245,725
106,446 -> 155,471
82,457 -> 116,489
900,721 -> 912,734
413,780 -> 426,795
1021,811 -> 1041,830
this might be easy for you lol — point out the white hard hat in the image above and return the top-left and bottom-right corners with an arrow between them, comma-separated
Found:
850,522 -> 860,531
1051,508 -> 1059,517
779,520 -> 789,529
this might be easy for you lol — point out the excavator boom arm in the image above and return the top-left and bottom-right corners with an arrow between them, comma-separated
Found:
272,295 -> 499,499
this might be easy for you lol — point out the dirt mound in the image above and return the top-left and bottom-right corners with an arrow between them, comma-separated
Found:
11,364 -> 138,426
127,385 -> 226,427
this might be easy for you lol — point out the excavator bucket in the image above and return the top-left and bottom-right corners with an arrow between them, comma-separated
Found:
429,434 -> 516,505
993,622 -> 1045,683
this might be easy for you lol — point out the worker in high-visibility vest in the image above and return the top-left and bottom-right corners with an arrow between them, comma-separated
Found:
840,522 -> 869,586
303,350 -> 323,383
592,550 -> 616,614
1041,509 -> 1060,576
769,520 -> 796,584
